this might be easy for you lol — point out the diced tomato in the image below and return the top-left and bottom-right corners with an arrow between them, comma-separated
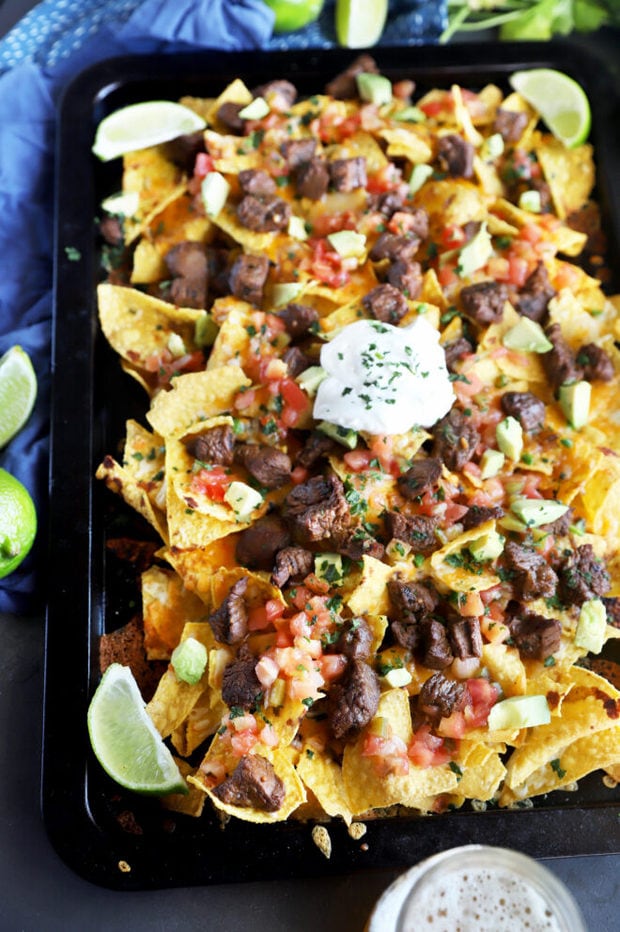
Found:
320,653 -> 347,682
419,96 -> 450,118
441,224 -> 466,250
522,473 -> 543,498
437,710 -> 467,740
287,665 -> 325,701
388,211 -> 422,236
274,623 -> 294,648
553,262 -> 581,291
289,611 -> 313,640
290,465 -> 309,485
454,590 -> 484,617
310,211 -> 357,238
194,152 -> 215,178
480,612 -> 511,644
303,572 -> 331,595
191,465 -> 230,502
519,222 -> 544,246
506,254 -> 530,288
464,677 -> 500,728
199,758 -> 227,786
279,377 -> 310,427
480,585 -> 502,605
453,370 -> 484,401
247,605 -> 271,632
443,502 -> 469,524
362,730 -> 410,776
437,264 -> 459,288
231,731 -> 258,756
343,448 -> 374,472
393,79 -> 415,101
234,387 -> 257,411
408,724 -> 454,767
309,238 -> 350,287
259,723 -> 279,747
255,656 -> 279,689
366,162 -> 402,194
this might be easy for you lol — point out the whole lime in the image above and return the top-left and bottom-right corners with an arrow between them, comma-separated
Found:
263,0 -> 324,33
0,468 -> 37,579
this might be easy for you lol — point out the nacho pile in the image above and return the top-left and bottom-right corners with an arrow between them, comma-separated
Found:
95,57 -> 620,827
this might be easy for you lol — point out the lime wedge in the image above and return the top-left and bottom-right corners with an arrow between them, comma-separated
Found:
87,664 -> 188,796
335,0 -> 388,48
0,345 -> 37,448
263,0 -> 324,33
92,101 -> 207,162
508,69 -> 591,148
0,468 -> 37,579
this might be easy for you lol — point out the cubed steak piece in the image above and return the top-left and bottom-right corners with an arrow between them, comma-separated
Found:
212,755 -> 285,812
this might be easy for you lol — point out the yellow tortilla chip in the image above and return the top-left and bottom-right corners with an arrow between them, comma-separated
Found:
121,146 -> 185,244
379,127 -> 432,165
146,622 -> 214,738
535,138 -> 595,219
171,690 -> 226,757
204,78 -> 252,129
345,556 -> 393,616
161,758 -> 206,817
142,565 -> 207,660
95,454 -> 168,542
454,743 -> 506,801
297,747 -> 352,825
430,520 -> 500,593
146,366 -> 250,438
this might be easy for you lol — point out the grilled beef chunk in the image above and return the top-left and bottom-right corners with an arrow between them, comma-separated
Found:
387,260 -> 423,299
419,672 -> 468,721
329,157 -> 367,192
221,645 -> 262,710
327,659 -> 380,740
396,458 -> 442,499
370,232 -> 420,263
602,597 -> 620,629
503,542 -> 558,601
577,343 -> 614,382
508,610 -> 562,661
388,578 -> 439,619
327,617 -> 373,661
294,430 -> 339,470
391,619 -> 424,651
493,108 -> 529,143
541,507 -> 573,537
163,131 -> 206,171
559,544 -> 610,606
208,577 -> 249,644
169,277 -> 207,308
362,283 -> 408,323
517,262 -> 556,322
238,169 -> 277,198
284,474 -> 351,545
237,194 -> 291,232
235,515 -> 291,570
420,618 -> 454,669
252,79 -> 297,111
165,241 -> 208,309
437,134 -> 474,178
401,207 -> 430,240
185,424 -> 235,466
461,505 -> 504,531
282,345 -> 312,377
216,101 -> 245,133
235,444 -> 291,489
212,755 -> 285,812
460,281 -> 507,324
270,546 -> 314,588
229,253 -> 270,306
99,216 -> 124,246
277,302 -> 319,339
500,391 -> 546,432
448,617 -> 483,660
371,191 -> 405,218
385,512 -> 438,553
324,54 -> 379,99
432,408 -> 480,471
281,137 -> 317,168
444,336 -> 475,371
295,157 -> 330,200
543,323 -> 583,391
334,528 -> 385,562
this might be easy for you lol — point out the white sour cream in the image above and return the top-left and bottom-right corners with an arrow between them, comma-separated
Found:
313,317 -> 455,435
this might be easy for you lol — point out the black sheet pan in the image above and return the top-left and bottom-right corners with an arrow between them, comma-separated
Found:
45,40 -> 620,891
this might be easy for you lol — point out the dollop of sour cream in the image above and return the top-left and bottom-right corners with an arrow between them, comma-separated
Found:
313,318 -> 455,435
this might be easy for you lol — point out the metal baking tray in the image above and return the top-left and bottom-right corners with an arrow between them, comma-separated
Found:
45,40 -> 620,890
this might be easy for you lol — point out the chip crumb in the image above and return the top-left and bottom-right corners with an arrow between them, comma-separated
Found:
603,775 -> 618,789
118,860 -> 131,873
348,821 -> 367,840
360,842 -> 369,852
311,824 -> 332,859
471,799 -> 487,812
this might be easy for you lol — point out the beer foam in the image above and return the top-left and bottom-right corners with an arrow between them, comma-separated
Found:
399,864 -> 564,932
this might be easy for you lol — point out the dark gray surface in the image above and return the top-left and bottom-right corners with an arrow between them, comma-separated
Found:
1,607 -> 618,931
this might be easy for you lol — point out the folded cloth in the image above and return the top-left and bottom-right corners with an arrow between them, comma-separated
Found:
0,0 -> 445,614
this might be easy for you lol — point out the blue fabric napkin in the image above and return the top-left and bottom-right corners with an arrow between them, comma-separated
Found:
0,0 -> 445,614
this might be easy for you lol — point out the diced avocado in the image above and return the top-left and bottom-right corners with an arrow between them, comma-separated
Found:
317,420 -> 358,449
201,171 -> 230,218
394,106 -> 426,123
498,513 -> 528,534
575,598 -> 607,654
194,311 -> 218,348
296,365 -> 327,396
356,72 -> 392,106
458,222 -> 493,278
468,530 -> 505,563
488,694 -> 551,731
167,333 -> 186,358
314,552 -> 345,586
100,190 -> 140,217
479,448 -> 505,479
288,215 -> 308,241
269,677 -> 286,709
502,317 -> 552,353
480,132 -> 504,161
327,230 -> 366,258
238,96 -> 270,120
384,667 -> 412,688
408,163 -> 433,195
518,189 -> 542,213
171,637 -> 208,685
559,380 -> 591,430
368,715 -> 390,738
510,496 -> 569,528
496,416 -> 523,461
224,481 -> 263,522
270,281 -> 304,307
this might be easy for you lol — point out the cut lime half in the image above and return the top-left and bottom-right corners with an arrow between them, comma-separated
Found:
92,101 -> 207,162
335,0 -> 388,48
87,663 -> 187,796
263,0 -> 324,33
509,69 -> 591,148
0,468 -> 37,579
0,345 -> 37,449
